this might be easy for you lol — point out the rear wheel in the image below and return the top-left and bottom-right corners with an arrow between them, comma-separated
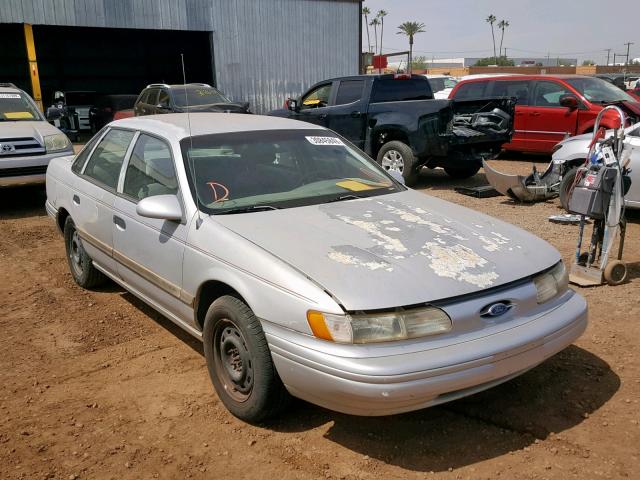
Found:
443,164 -> 481,179
203,296 -> 290,422
377,141 -> 419,186
63,217 -> 107,288
559,167 -> 579,211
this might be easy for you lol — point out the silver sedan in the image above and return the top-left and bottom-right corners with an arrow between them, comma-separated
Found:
45,113 -> 587,422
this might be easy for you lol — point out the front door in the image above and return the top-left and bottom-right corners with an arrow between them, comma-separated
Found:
73,128 -> 136,275
112,133 -> 187,317
526,80 -> 579,153
293,82 -> 333,128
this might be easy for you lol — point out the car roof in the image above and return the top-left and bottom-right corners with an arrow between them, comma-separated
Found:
111,113 -> 326,141
458,74 -> 594,83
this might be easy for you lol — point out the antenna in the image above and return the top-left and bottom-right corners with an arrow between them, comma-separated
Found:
181,53 -> 203,229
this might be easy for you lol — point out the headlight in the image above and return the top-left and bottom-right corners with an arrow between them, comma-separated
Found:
307,307 -> 452,344
44,133 -> 71,153
533,261 -> 569,304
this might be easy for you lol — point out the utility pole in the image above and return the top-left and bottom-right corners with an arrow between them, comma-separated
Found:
605,48 -> 611,66
613,53 -> 618,65
624,42 -> 634,65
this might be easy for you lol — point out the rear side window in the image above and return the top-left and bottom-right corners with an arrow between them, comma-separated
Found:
83,129 -> 135,189
371,78 -> 432,103
453,81 -> 487,99
491,80 -> 530,105
335,80 -> 364,105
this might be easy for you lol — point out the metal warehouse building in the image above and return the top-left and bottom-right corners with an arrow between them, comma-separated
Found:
0,0 -> 361,113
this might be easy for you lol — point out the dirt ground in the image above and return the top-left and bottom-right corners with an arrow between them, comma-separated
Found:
1,156 -> 639,480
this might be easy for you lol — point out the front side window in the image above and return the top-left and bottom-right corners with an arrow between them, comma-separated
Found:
83,129 -> 135,189
180,129 -> 401,214
172,87 -> 230,107
564,77 -> 635,103
301,84 -> 332,109
533,81 -> 572,107
335,80 -> 364,105
158,90 -> 170,108
0,91 -> 43,121
123,134 -> 178,201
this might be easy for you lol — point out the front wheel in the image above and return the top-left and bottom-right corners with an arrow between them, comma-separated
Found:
443,164 -> 481,179
203,296 -> 290,422
377,141 -> 419,187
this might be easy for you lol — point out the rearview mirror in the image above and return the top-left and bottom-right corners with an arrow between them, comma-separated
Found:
559,94 -> 579,110
136,194 -> 183,221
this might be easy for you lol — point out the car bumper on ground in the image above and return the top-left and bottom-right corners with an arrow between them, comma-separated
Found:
265,291 -> 588,416
0,150 -> 73,187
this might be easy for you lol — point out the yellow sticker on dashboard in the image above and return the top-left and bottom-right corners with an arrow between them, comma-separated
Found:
4,111 -> 34,119
303,99 -> 320,105
336,180 -> 376,191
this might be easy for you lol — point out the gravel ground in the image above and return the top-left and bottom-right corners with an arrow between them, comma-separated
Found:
0,157 -> 638,480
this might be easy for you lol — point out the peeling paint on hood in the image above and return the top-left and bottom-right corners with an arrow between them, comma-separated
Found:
213,190 -> 561,311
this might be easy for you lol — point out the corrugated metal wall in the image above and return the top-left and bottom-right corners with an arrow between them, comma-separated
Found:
0,0 -> 360,112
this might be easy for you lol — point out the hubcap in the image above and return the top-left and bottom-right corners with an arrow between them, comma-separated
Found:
69,230 -> 84,276
214,320 -> 253,402
381,149 -> 405,173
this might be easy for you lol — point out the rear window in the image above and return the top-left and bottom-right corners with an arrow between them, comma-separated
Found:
173,87 -> 230,107
371,78 -> 432,103
453,81 -> 488,99
335,80 -> 364,105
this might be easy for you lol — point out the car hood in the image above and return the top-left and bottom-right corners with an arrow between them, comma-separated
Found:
213,190 -> 560,310
0,120 -> 64,141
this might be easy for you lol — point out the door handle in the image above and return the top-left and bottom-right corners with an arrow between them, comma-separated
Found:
350,111 -> 362,118
72,194 -> 80,205
530,112 -> 541,117
113,215 -> 126,230
318,114 -> 327,119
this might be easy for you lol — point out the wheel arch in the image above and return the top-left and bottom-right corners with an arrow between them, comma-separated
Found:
56,207 -> 71,234
194,279 -> 249,331
372,127 -> 410,158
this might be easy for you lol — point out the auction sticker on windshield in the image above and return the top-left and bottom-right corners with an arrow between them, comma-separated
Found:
306,136 -> 344,146
0,94 -> 22,99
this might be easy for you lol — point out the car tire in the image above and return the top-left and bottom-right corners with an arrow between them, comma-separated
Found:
559,167 -> 579,212
63,217 -> 107,288
377,141 -> 419,186
203,295 -> 290,423
443,164 -> 481,179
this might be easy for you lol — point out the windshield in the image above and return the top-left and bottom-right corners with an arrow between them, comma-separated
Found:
173,87 -> 231,107
180,129 -> 402,214
0,92 -> 43,121
565,77 -> 635,103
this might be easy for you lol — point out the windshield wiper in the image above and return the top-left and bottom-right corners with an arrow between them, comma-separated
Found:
327,194 -> 364,203
214,205 -> 280,215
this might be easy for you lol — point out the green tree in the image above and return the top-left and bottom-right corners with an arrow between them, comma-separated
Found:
498,19 -> 509,57
582,59 -> 596,66
370,18 -> 380,56
474,56 -> 514,67
362,7 -> 372,53
486,14 -> 497,61
397,21 -> 426,74
411,56 -> 428,70
377,10 -> 388,56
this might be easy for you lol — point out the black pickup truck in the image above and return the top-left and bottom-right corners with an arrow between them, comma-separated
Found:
269,74 -> 515,186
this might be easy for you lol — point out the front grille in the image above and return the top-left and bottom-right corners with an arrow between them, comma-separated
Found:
0,137 -> 46,157
0,165 -> 48,178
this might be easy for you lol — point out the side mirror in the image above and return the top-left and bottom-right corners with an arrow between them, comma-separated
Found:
286,98 -> 299,112
388,170 -> 406,185
136,194 -> 183,221
559,94 -> 579,110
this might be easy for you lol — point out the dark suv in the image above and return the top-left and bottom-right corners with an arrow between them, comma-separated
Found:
134,83 -> 250,116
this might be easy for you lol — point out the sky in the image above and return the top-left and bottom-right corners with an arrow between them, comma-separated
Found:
361,0 -> 638,64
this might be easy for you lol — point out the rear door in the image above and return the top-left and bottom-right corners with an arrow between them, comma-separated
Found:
294,82 -> 334,127
526,80 -> 579,153
73,128 -> 136,275
325,79 -> 367,149
113,133 -> 187,316
489,79 -> 532,151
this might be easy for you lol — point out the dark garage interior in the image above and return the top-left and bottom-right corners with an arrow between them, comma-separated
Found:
1,24 -> 214,106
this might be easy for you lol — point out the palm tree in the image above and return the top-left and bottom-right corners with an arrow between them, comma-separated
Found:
498,19 -> 510,58
370,18 -> 380,57
397,21 -> 426,73
486,14 -> 497,62
362,6 -> 372,53
377,10 -> 388,56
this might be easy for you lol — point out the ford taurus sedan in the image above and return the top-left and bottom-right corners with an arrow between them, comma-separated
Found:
45,113 -> 587,422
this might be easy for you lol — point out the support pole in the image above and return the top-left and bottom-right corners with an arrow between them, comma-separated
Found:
23,24 -> 43,112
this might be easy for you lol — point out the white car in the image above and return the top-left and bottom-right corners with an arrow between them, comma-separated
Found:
423,75 -> 458,100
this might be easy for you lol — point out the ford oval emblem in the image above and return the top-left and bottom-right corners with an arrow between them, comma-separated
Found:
480,301 -> 513,318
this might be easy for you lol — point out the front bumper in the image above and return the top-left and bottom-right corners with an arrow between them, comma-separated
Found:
0,150 -> 73,187
266,291 -> 587,416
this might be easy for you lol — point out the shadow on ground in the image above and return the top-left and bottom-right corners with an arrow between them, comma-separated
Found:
0,185 -> 47,220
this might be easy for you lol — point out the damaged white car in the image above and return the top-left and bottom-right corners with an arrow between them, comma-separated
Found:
45,113 -> 587,422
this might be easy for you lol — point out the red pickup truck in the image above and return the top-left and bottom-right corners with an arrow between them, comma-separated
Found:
449,74 -> 640,154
